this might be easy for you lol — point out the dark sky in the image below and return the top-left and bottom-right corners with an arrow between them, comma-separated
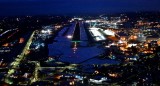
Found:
0,0 -> 160,16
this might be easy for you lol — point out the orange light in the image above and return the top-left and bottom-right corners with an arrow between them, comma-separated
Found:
157,40 -> 160,46
121,37 -> 126,41
2,43 -> 9,47
108,73 -> 118,78
19,38 -> 24,43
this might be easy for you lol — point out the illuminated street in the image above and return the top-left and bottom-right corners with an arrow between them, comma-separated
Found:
5,31 -> 35,84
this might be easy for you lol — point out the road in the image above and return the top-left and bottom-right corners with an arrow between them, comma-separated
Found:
29,61 -> 40,84
5,30 -> 35,84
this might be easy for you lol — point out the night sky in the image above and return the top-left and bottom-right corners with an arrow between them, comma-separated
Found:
0,0 -> 160,16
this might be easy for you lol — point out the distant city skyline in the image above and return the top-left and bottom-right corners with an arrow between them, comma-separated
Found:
0,0 -> 160,16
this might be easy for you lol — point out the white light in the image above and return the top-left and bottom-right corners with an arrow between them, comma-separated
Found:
118,40 -> 123,44
104,30 -> 115,36
41,30 -> 47,33
89,77 -> 107,84
105,46 -> 110,48
67,35 -> 72,39
128,44 -> 137,47
89,28 -> 106,41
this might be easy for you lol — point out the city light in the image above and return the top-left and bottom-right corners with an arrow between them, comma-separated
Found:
1,11 -> 160,86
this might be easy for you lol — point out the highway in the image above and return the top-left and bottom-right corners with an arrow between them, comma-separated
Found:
5,30 -> 35,84
0,29 -> 19,46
